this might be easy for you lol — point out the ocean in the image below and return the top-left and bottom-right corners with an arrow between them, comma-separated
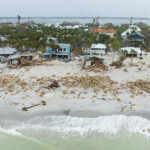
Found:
1,115 -> 150,150
0,17 -> 150,25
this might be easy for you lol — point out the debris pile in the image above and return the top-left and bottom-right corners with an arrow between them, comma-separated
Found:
83,57 -> 107,71
32,59 -> 43,65
0,75 -> 28,93
127,80 -> 150,94
48,80 -> 60,89
110,61 -> 124,68
7,55 -> 33,68
59,75 -> 115,93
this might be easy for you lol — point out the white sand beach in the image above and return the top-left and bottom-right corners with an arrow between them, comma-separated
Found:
0,52 -> 150,119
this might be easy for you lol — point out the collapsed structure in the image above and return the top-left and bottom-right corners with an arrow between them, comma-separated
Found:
6,54 -> 33,68
80,56 -> 107,71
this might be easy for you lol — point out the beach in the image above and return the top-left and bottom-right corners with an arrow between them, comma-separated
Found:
0,52 -> 150,149
0,52 -> 150,117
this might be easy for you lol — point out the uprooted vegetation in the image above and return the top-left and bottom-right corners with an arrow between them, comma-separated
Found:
127,79 -> 150,94
110,61 -> 124,68
0,74 -> 150,106
59,75 -> 115,92
110,56 -> 126,68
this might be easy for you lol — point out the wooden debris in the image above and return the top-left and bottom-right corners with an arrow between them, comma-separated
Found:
22,101 -> 46,111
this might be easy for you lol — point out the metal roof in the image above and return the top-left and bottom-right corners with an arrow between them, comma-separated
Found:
91,43 -> 106,49
58,43 -> 70,48
80,55 -> 104,61
120,47 -> 146,54
121,29 -> 144,37
0,36 -> 7,41
0,47 -> 17,55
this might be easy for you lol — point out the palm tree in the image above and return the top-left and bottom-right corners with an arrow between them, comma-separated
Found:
130,49 -> 137,66
111,40 -> 119,63
122,50 -> 128,57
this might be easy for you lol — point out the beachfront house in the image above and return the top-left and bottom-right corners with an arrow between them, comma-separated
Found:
44,43 -> 70,59
120,47 -> 146,57
121,29 -> 145,44
90,43 -> 106,55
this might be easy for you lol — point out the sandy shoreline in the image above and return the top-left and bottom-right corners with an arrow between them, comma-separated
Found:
0,52 -> 150,121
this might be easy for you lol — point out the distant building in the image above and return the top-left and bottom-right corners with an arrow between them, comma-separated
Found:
36,30 -> 43,33
31,24 -> 39,29
44,43 -> 70,59
98,23 -> 103,28
93,28 -> 117,38
121,29 -> 145,43
46,37 -> 58,44
44,23 -> 51,27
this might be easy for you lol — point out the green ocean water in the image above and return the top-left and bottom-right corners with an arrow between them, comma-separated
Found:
1,115 -> 150,150
0,133 -> 150,150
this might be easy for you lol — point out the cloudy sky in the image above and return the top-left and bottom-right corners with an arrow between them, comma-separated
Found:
0,0 -> 149,17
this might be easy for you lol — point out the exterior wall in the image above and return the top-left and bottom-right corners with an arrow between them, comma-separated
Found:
66,47 -> 70,56
44,46 -> 70,59
90,48 -> 105,55
49,48 -> 52,52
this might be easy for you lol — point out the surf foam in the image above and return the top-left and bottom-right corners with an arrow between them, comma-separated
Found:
12,115 -> 150,138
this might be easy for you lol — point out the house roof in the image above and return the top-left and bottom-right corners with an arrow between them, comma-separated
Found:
6,53 -> 33,61
121,29 -> 144,37
91,43 -> 106,49
129,25 -> 141,32
120,47 -> 146,54
80,55 -> 104,61
58,43 -> 70,48
0,36 -> 7,41
93,28 -> 117,33
0,47 -> 17,55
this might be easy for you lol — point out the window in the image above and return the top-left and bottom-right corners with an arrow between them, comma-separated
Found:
58,48 -> 62,52
63,48 -> 66,52
53,48 -> 57,52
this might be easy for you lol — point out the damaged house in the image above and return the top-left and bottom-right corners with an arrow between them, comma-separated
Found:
6,54 -> 33,68
0,47 -> 17,62
81,56 -> 107,71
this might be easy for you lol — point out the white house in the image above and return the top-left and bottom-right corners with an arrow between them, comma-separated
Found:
120,47 -> 146,57
121,25 -> 144,43
89,43 -> 106,55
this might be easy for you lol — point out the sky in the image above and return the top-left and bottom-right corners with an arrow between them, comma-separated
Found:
0,0 -> 150,17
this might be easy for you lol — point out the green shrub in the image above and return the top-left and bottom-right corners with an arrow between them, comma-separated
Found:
39,54 -> 44,58
119,56 -> 125,62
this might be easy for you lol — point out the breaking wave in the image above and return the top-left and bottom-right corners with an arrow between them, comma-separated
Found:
4,115 -> 149,138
